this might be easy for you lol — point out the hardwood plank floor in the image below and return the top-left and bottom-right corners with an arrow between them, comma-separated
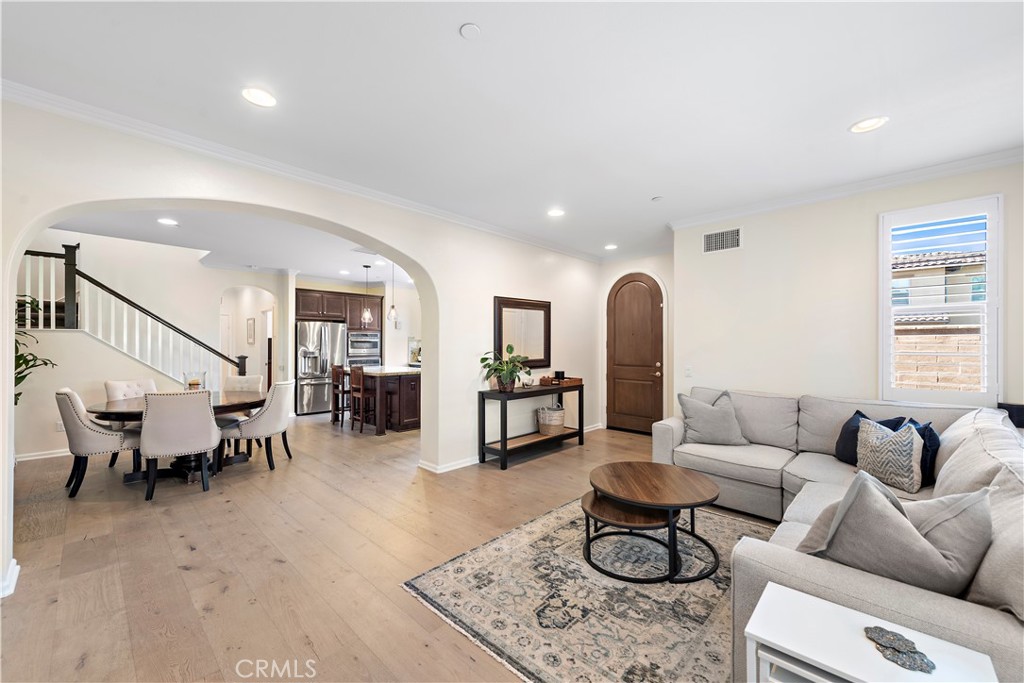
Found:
2,416 -> 658,682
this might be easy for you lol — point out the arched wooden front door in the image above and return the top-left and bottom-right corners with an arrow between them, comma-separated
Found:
606,273 -> 663,432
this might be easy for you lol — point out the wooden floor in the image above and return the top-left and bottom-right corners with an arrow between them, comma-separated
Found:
1,416 -> 657,682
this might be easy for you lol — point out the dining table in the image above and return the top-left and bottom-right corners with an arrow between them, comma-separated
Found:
87,389 -> 266,484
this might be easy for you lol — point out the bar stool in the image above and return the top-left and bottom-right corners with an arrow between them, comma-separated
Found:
349,366 -> 375,433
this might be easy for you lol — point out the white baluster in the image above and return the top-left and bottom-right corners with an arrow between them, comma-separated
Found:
22,257 -> 32,329
147,317 -> 152,365
48,258 -> 56,330
109,295 -> 115,343
36,257 -> 44,329
80,281 -> 89,334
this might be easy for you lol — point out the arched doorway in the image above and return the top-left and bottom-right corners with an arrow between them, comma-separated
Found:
606,273 -> 664,433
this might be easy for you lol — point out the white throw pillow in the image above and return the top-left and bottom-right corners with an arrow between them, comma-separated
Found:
678,391 -> 748,446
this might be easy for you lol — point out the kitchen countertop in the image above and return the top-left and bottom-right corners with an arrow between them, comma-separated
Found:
360,366 -> 422,377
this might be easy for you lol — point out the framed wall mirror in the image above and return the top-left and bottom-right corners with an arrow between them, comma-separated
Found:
494,297 -> 551,369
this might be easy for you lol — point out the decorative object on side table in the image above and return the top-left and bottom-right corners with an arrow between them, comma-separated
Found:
479,343 -> 531,392
865,625 -> 936,674
183,371 -> 207,390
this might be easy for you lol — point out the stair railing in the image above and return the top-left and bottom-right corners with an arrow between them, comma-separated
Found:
17,244 -> 247,386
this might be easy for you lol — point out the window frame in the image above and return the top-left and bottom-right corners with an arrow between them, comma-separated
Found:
878,195 -> 1002,406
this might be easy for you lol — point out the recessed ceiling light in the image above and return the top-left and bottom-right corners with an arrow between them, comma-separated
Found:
651,196 -> 663,202
459,23 -> 481,40
242,87 -> 277,108
339,270 -> 350,275
157,217 -> 178,226
604,244 -> 618,250
374,259 -> 386,266
547,207 -> 565,217
848,116 -> 889,134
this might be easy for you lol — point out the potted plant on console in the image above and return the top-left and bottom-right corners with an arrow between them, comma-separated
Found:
480,344 -> 531,392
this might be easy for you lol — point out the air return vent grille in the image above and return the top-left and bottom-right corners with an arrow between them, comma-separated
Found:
703,228 -> 742,253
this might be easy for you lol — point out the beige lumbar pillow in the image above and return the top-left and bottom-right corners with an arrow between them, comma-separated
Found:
678,391 -> 749,446
797,471 -> 993,596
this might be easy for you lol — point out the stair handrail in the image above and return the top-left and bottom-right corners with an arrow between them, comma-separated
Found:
74,269 -> 246,374
19,243 -> 247,375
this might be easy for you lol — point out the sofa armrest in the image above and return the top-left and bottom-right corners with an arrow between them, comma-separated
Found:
652,416 -> 684,465
731,538 -> 1023,682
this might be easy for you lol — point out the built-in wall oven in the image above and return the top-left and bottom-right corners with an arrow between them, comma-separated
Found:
348,331 -> 381,367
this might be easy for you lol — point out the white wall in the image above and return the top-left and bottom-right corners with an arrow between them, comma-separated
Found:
1,102 -> 603,594
220,286 -> 276,384
672,164 -> 1023,406
382,284 -> 422,366
14,331 -> 183,458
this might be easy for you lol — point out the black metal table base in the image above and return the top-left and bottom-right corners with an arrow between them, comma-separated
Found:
123,443 -> 226,485
582,508 -> 720,584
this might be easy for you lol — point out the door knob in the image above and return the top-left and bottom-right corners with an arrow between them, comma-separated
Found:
655,361 -> 662,368
651,371 -> 662,377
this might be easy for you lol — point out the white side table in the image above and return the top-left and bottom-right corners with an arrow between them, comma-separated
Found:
744,582 -> 997,683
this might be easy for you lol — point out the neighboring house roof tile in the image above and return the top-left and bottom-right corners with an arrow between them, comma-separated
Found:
892,251 -> 986,271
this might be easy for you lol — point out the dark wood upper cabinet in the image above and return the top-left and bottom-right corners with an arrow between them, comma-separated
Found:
322,292 -> 348,319
346,295 -> 382,331
297,288 -> 382,326
296,289 -> 326,318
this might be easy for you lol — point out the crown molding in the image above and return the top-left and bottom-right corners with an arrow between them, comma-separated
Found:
668,147 -> 1024,231
2,80 -> 600,263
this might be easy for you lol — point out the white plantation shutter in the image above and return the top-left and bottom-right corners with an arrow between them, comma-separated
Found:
879,196 -> 1001,406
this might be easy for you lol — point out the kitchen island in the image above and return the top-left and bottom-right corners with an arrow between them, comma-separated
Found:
331,365 -> 421,435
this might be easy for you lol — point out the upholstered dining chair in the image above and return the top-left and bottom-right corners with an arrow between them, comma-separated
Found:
55,388 -> 140,498
220,380 -> 294,471
219,374 -> 265,451
104,378 -> 157,469
140,390 -> 222,501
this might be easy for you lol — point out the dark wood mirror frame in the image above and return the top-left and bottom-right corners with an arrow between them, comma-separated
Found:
494,296 -> 551,369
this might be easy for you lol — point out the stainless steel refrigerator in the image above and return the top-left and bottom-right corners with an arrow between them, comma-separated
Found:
296,320 -> 347,415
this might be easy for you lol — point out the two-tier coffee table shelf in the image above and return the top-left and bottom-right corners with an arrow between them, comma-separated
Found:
477,383 -> 584,470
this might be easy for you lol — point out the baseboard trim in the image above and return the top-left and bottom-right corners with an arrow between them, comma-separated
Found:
16,448 -> 70,462
418,456 -> 478,474
1,559 -> 21,598
584,423 -> 604,432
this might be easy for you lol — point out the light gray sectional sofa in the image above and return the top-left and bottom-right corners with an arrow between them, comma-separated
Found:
652,388 -> 981,520
652,388 -> 1023,681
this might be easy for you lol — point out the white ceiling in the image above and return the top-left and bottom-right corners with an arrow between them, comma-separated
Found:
49,210 -> 414,286
3,2 -> 1022,264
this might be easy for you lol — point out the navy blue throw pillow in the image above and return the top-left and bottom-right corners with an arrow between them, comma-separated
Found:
906,418 -> 941,487
835,410 -> 907,466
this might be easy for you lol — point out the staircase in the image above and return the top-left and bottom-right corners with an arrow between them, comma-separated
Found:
18,245 -> 247,390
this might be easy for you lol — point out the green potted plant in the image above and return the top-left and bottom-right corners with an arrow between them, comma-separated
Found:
480,344 -> 531,392
15,295 -> 57,405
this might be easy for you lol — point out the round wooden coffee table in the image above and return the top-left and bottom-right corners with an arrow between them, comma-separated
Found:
582,461 -> 721,584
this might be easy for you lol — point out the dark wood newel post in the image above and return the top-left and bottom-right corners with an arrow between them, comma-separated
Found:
62,243 -> 80,329
236,355 -> 248,376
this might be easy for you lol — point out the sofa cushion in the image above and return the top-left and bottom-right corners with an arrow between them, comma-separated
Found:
798,395 -> 975,457
769,521 -> 810,550
729,391 -> 799,452
782,452 -> 857,494
966,467 -> 1024,620
935,408 -> 984,477
935,408 -> 1023,497
679,391 -> 748,446
673,442 -> 794,488
856,420 -> 925,494
835,410 -> 906,466
797,471 -> 993,596
782,482 -> 848,524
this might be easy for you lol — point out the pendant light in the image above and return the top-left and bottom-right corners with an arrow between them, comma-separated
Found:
386,261 -> 398,323
361,265 -> 373,325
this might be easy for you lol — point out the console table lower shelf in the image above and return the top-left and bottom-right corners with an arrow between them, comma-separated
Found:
478,384 -> 584,470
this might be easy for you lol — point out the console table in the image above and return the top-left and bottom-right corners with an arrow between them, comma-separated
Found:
478,383 -> 584,470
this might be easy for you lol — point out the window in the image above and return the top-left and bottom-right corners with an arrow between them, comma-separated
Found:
879,196 -> 1001,406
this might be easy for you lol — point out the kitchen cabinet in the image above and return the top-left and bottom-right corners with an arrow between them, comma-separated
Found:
384,374 -> 421,431
346,295 -> 382,331
296,289 -> 381,325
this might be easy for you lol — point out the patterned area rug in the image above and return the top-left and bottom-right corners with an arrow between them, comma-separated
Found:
404,500 -> 775,683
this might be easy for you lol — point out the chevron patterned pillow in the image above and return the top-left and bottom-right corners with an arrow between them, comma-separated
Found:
857,419 -> 924,493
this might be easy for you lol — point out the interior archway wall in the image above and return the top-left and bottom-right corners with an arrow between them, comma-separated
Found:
2,102 -> 604,594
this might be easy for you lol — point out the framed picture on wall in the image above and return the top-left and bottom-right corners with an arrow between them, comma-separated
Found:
246,318 -> 256,345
